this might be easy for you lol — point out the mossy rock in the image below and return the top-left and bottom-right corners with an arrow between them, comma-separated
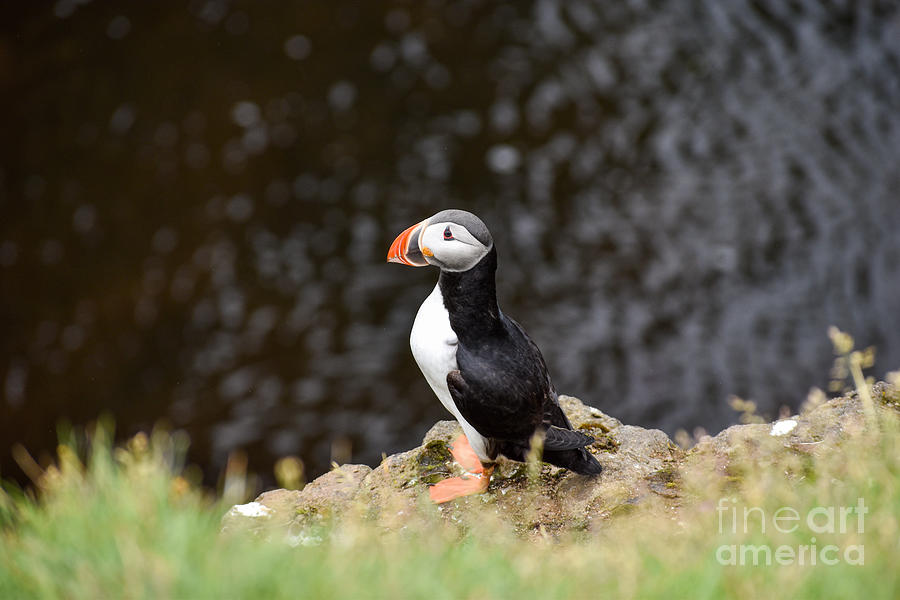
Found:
224,383 -> 900,538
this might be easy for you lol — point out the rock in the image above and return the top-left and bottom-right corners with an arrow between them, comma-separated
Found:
354,449 -> 426,519
223,383 -> 899,538
252,490 -> 301,526
421,420 -> 462,445
222,464 -> 372,535
294,463 -> 372,519
220,500 -> 276,535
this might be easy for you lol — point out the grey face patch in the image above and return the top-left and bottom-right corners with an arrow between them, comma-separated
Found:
427,209 -> 493,248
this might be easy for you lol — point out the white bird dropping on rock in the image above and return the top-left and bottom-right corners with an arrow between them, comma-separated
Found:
770,419 -> 798,436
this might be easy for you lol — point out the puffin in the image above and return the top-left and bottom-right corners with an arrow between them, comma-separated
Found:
387,209 -> 602,503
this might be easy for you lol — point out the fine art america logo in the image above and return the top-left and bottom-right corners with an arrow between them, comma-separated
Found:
716,497 -> 867,566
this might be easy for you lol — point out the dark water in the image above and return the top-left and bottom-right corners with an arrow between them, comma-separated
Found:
2,0 -> 899,486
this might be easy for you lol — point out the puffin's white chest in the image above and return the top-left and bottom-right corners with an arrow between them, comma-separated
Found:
410,284 -> 488,460
410,284 -> 459,412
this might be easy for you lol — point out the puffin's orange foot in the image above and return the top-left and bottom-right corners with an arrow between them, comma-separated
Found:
449,434 -> 482,473
428,470 -> 492,504
428,435 -> 494,503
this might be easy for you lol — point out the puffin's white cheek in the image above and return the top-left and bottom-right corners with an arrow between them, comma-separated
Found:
447,245 -> 474,262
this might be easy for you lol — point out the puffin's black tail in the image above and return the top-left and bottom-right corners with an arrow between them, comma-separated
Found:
544,447 -> 603,476
498,433 -> 603,475
540,401 -> 603,475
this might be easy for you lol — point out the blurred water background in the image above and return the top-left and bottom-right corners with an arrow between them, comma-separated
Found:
2,0 -> 899,486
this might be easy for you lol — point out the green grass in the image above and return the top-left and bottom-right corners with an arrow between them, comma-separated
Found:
2,391 -> 899,599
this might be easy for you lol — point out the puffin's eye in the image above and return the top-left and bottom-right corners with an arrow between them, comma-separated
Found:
443,226 -> 454,240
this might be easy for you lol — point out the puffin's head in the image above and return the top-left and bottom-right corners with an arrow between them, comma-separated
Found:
387,209 -> 493,272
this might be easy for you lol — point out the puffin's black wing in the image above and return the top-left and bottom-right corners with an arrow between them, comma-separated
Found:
446,366 -> 541,443
448,313 -> 591,447
498,316 -> 604,475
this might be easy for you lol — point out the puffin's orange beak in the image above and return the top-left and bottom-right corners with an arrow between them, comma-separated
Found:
387,220 -> 429,266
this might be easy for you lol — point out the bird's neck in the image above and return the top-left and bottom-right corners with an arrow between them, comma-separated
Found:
438,246 -> 501,339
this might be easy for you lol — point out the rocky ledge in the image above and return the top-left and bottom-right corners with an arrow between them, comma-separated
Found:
222,382 -> 899,537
